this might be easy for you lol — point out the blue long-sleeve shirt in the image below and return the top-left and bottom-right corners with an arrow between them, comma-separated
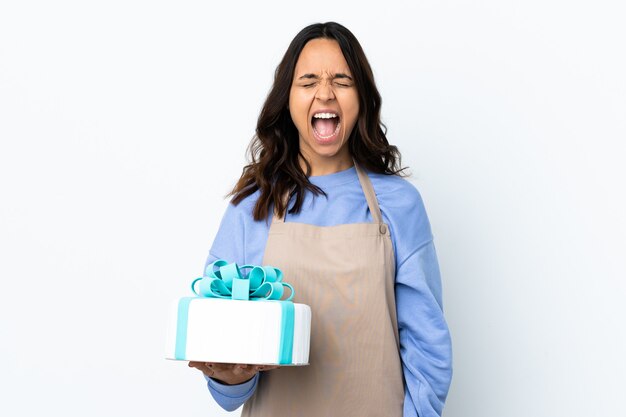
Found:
202,166 -> 453,416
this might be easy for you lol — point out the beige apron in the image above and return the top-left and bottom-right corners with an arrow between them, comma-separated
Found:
242,163 -> 404,417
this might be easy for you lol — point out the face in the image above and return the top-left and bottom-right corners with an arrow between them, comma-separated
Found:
289,38 -> 359,174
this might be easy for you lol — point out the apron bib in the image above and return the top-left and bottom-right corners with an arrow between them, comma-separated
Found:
242,163 -> 404,417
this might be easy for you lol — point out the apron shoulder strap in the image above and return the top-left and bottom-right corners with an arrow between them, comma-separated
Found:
354,162 -> 383,224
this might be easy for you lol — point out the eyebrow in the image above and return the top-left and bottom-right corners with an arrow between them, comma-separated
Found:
297,73 -> 353,81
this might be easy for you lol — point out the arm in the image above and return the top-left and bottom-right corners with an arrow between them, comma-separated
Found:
375,177 -> 453,417
396,240 -> 453,417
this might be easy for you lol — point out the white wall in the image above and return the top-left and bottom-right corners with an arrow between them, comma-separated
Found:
1,1 -> 624,416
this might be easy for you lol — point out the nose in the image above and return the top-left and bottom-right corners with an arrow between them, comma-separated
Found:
315,81 -> 335,101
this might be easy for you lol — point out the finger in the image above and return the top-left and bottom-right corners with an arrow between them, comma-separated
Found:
255,365 -> 279,371
206,363 -> 224,375
189,362 -> 214,377
242,365 -> 262,376
232,364 -> 244,375
189,361 -> 206,371
208,362 -> 233,373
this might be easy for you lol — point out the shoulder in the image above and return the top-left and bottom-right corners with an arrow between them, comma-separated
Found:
368,172 -> 427,216
226,190 -> 261,219
368,172 -> 433,249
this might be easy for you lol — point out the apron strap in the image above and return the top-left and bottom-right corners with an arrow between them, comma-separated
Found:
353,162 -> 383,224
271,162 -> 384,225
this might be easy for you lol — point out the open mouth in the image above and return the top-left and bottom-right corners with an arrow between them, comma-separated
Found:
311,112 -> 341,142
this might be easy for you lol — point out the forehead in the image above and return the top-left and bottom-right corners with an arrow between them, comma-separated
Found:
294,38 -> 351,76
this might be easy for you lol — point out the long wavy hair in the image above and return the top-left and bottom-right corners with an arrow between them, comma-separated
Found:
230,22 -> 406,221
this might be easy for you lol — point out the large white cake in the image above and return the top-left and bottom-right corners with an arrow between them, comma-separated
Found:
165,297 -> 311,365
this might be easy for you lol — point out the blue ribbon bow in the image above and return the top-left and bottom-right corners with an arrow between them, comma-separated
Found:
175,260 -> 297,363
191,260 -> 294,301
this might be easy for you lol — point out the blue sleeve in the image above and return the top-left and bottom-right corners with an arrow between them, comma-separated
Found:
205,202 -> 247,269
205,373 -> 259,412
204,194 -> 270,271
396,241 -> 453,417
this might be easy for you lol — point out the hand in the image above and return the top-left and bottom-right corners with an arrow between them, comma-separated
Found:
188,361 -> 280,385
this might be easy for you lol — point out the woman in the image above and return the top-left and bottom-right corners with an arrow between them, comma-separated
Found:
189,22 -> 452,417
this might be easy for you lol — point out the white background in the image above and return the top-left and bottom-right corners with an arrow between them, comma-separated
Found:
1,1 -> 624,416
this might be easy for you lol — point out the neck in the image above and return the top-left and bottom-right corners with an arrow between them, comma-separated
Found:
299,154 -> 353,176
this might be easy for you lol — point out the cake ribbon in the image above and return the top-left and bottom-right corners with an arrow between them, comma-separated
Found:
175,260 -> 296,364
190,260 -> 295,301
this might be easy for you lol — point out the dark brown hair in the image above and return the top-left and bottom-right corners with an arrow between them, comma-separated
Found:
230,22 -> 406,221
